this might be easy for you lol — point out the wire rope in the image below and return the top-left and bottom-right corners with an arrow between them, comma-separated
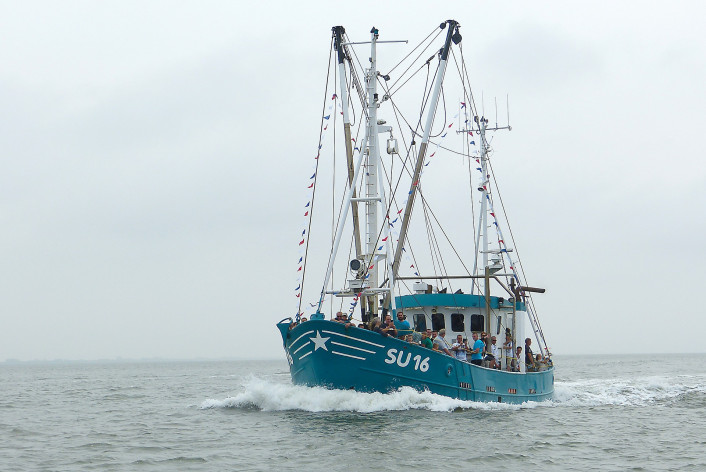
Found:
299,36 -> 334,316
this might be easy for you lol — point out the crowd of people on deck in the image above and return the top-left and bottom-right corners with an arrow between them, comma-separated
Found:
290,310 -> 551,371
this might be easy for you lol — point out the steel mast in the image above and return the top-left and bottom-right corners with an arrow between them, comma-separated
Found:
363,27 -> 382,316
316,26 -> 403,318
332,26 -> 363,260
386,20 -> 461,308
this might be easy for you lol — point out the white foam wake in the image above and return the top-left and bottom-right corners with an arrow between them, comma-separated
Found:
554,374 -> 706,407
200,377 -> 541,412
200,373 -> 706,413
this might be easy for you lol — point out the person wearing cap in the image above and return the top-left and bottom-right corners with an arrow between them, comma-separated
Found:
334,311 -> 353,328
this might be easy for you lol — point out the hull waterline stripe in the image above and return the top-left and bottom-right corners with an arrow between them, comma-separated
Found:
299,351 -> 313,360
332,351 -> 365,361
322,330 -> 384,348
330,341 -> 375,354
290,330 -> 315,348
292,341 -> 310,355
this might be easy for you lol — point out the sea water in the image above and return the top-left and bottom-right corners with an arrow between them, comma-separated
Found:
2,354 -> 705,471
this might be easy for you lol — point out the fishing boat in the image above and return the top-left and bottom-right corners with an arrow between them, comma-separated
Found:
276,21 -> 554,403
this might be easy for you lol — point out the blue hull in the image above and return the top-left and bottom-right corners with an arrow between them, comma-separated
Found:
278,320 -> 553,404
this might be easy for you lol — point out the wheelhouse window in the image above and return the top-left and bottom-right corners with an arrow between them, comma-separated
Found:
431,312 -> 445,331
470,314 -> 484,332
413,314 -> 427,332
451,313 -> 465,332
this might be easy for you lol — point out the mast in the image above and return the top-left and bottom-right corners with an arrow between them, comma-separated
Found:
478,117 -> 491,335
479,118 -> 489,277
333,26 -> 367,319
317,27 -> 389,315
387,20 -> 461,299
363,27 -> 382,316
332,26 -> 363,260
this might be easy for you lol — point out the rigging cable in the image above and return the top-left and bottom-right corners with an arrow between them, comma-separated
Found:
385,26 -> 442,77
330,61 -> 338,317
488,158 -> 550,355
379,71 -> 476,285
299,36 -> 335,316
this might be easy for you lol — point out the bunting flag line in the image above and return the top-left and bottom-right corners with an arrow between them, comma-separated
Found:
293,94 -> 345,314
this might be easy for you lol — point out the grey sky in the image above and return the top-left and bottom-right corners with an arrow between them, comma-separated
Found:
2,1 -> 705,361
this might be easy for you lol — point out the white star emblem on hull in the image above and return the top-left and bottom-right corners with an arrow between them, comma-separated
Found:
310,331 -> 330,351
